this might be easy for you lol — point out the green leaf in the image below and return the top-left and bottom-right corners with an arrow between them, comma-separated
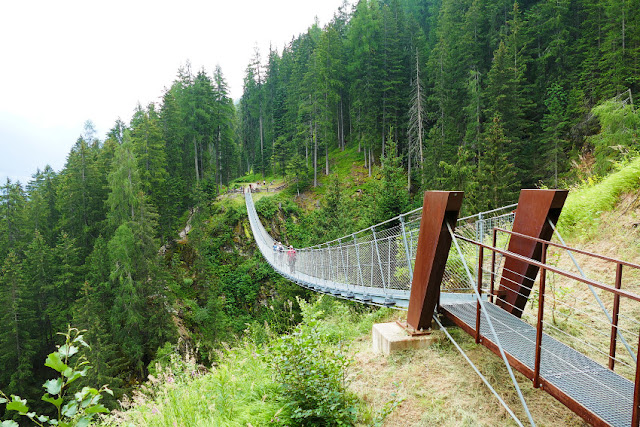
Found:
75,417 -> 91,427
37,415 -> 50,422
0,397 -> 6,404
42,393 -> 63,409
43,378 -> 63,395
1,420 -> 19,427
58,344 -> 79,358
45,353 -> 68,373
61,400 -> 77,418
6,396 -> 28,414
73,335 -> 90,349
85,404 -> 109,414
65,367 -> 88,386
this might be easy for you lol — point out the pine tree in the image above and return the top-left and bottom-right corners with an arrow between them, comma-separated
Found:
477,115 -> 518,210
375,134 -> 409,224
407,46 -> 427,191
104,136 -> 174,377
0,179 -> 27,257
23,231 -> 55,352
0,252 -> 35,397
540,82 -> 570,187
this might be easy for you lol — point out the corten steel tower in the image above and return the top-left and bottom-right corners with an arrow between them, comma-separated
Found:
495,189 -> 568,317
406,191 -> 463,331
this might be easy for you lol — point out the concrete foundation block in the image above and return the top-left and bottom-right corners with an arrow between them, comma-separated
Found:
372,322 -> 436,355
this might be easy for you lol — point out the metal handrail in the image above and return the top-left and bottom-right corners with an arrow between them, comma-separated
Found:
453,230 -> 640,426
496,224 -> 639,364
454,233 -> 640,302
494,227 -> 640,270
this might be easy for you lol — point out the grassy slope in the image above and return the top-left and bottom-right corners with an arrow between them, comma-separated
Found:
106,149 -> 640,426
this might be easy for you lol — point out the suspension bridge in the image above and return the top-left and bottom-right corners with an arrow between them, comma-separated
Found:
245,189 -> 640,427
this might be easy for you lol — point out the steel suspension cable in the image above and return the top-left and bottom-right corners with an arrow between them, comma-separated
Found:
447,222 -> 536,427
432,314 -> 525,427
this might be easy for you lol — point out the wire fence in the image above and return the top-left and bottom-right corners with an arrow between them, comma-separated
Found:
449,227 -> 640,385
246,192 -> 516,302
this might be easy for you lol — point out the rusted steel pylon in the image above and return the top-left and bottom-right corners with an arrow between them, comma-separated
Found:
495,189 -> 568,317
407,191 -> 463,331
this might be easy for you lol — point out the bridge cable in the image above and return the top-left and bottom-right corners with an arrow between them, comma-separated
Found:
547,219 -> 637,363
432,314 -> 524,427
447,222 -> 536,427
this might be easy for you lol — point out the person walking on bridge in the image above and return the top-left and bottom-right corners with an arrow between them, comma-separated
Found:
287,245 -> 296,274
278,241 -> 285,266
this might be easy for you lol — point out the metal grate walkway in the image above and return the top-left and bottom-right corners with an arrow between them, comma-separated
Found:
441,299 -> 635,427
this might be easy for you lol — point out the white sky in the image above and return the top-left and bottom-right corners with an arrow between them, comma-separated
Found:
0,0 -> 348,186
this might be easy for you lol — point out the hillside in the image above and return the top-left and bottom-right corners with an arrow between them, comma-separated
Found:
100,150 -> 640,426
1,0 -> 639,424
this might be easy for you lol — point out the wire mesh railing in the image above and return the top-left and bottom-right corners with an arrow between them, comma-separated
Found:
448,227 -> 640,426
245,192 -> 517,306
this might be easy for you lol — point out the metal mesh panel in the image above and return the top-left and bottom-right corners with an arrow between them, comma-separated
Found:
443,209 -> 517,292
246,192 -> 517,307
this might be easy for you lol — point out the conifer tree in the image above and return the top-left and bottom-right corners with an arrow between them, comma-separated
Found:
477,115 -> 518,209
0,252 -> 35,397
105,135 -> 174,376
23,231 -> 55,351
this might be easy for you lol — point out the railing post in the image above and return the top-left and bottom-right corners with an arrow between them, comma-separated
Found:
328,243 -> 333,282
372,227 -> 388,293
633,330 -> 640,426
387,236 -> 392,289
476,246 -> 483,344
370,236 -> 375,287
400,215 -> 414,281
320,248 -> 324,281
476,212 -> 484,243
353,234 -> 365,287
609,263 -> 623,370
534,243 -> 548,388
490,228 -> 497,303
337,238 -> 343,284
341,240 -> 348,288
313,248 -> 317,283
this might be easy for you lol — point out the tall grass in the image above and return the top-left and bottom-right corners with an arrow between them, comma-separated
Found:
102,343 -> 283,427
101,297 -> 396,426
559,156 -> 640,237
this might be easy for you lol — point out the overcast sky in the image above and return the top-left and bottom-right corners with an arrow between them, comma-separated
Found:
0,0 -> 348,186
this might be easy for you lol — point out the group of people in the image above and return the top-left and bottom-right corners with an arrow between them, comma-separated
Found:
273,241 -> 297,273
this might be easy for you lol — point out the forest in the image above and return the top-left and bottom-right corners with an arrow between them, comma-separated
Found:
1,0 -> 639,421
241,0 -> 639,212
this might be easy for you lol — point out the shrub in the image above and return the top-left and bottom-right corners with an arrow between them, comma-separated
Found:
268,297 -> 357,426
0,327 -> 112,427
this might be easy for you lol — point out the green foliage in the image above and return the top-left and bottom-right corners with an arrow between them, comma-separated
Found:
105,342 -> 283,427
589,99 -> 640,175
0,327 -> 112,427
559,156 -> 640,236
254,196 -> 279,220
269,297 -> 358,426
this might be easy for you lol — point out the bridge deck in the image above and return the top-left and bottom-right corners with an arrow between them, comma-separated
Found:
441,298 -> 635,427
262,251 -> 411,308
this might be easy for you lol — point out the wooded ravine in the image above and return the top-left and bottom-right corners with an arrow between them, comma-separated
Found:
1,0 -> 639,423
